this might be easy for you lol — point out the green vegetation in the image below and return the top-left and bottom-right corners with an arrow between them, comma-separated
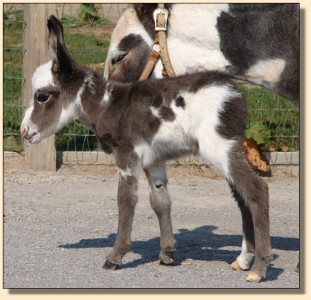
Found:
240,85 -> 299,151
3,9 -> 299,153
78,3 -> 108,23
3,8 -> 24,152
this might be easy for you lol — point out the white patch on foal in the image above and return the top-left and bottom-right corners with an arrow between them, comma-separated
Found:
75,86 -> 85,109
58,86 -> 85,131
20,106 -> 39,142
237,236 -> 255,270
21,61 -> 55,143
32,60 -> 55,92
170,84 -> 237,179
150,106 -> 161,118
135,84 -> 238,180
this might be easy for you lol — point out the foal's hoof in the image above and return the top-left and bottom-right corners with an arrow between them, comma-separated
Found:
103,260 -> 120,270
160,259 -> 176,266
246,271 -> 263,283
160,251 -> 175,265
231,260 -> 243,271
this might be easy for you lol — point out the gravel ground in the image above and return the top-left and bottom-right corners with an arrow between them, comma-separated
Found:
3,154 -> 300,289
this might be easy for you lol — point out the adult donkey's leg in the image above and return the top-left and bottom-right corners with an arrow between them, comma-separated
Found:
228,150 -> 272,282
104,160 -> 141,269
144,162 -> 177,265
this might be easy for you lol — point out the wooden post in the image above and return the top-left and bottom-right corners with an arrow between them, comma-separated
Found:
23,4 -> 57,171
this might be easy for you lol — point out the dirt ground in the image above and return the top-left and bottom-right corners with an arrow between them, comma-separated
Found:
3,154 -> 300,290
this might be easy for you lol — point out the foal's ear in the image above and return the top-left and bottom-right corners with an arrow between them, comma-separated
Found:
47,15 -> 74,75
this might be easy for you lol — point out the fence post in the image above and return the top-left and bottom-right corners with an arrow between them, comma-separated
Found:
23,4 -> 57,171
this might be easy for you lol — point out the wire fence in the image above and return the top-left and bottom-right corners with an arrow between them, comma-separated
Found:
3,3 -> 299,166
3,4 -> 24,153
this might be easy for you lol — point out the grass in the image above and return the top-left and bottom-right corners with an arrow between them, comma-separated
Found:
3,10 -> 299,153
240,85 -> 299,151
3,12 -> 24,152
63,30 -> 111,74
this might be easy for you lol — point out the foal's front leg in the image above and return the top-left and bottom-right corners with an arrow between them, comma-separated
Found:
104,169 -> 139,269
144,162 -> 177,265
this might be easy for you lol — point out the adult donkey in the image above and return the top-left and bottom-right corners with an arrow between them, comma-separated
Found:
104,3 -> 299,106
103,3 -> 300,275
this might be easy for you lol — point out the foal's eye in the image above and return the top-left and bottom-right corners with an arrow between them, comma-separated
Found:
37,94 -> 50,103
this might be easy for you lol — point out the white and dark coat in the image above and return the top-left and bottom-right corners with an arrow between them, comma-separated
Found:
21,16 -> 271,282
105,4 -> 299,106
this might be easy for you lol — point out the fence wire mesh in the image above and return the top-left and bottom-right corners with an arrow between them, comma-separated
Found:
3,3 -> 24,153
3,3 -> 299,165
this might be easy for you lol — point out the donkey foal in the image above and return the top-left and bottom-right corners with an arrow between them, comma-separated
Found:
21,16 -> 271,282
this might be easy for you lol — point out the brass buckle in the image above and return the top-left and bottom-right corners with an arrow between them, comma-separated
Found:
153,7 -> 168,31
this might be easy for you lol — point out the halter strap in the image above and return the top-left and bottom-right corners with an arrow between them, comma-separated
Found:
139,4 -> 176,81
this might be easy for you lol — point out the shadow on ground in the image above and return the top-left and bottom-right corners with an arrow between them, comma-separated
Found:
59,224 -> 299,281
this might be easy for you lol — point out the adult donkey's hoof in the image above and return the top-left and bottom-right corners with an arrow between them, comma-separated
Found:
103,260 -> 121,270
231,260 -> 243,271
246,271 -> 263,283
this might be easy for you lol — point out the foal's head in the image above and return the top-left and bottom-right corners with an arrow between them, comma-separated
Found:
21,16 -> 86,144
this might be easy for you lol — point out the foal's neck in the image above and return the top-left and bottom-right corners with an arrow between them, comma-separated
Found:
73,67 -> 107,131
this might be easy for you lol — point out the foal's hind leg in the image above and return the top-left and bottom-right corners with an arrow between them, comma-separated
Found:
144,162 -> 177,265
228,151 -> 272,282
230,192 -> 255,271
